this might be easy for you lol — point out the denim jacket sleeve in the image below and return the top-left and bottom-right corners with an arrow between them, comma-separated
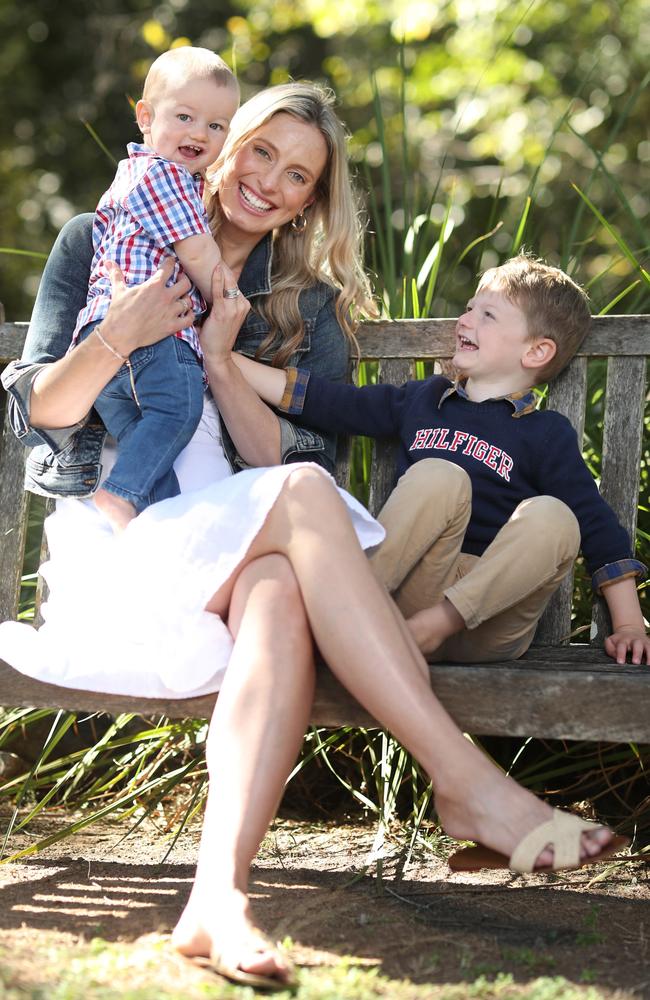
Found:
279,291 -> 349,473
222,282 -> 350,475
2,213 -> 94,451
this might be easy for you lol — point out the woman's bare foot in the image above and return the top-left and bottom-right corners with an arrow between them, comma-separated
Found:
434,755 -> 615,871
172,887 -> 294,986
94,488 -> 137,533
407,598 -> 465,655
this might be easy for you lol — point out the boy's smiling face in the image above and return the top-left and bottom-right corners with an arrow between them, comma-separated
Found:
137,77 -> 239,175
453,285 -> 533,389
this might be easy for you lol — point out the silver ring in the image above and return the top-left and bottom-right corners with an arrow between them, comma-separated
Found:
224,287 -> 240,299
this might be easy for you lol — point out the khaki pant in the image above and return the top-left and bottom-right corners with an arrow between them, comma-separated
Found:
370,459 -> 580,662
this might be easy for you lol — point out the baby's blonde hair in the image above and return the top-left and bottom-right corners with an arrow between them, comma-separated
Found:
479,253 -> 592,382
207,82 -> 376,364
142,46 -> 239,102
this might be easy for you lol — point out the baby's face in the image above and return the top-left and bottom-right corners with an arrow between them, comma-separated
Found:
140,77 -> 239,174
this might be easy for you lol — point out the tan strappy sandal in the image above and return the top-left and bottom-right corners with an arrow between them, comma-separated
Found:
193,930 -> 297,992
448,810 -> 629,874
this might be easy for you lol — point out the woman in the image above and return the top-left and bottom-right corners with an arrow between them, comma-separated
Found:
1,83 -> 620,989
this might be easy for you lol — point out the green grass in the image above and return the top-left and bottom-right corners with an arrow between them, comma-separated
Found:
0,935 -> 625,1000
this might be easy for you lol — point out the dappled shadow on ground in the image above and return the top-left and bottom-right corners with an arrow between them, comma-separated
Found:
2,849 -> 650,995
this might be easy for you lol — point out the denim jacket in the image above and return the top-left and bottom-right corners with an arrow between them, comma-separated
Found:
2,214 -> 349,498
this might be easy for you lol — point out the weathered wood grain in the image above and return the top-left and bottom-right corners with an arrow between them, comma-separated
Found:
0,646 -> 648,741
367,359 -> 413,516
2,314 -> 649,365
0,410 -> 29,622
353,315 -> 650,360
591,355 -> 647,644
0,323 -> 28,363
534,356 -> 589,646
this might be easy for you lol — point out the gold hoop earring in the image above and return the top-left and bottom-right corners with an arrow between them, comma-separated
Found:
291,211 -> 307,233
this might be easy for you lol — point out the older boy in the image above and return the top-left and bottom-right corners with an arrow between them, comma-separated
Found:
231,255 -> 649,665
74,47 -> 239,530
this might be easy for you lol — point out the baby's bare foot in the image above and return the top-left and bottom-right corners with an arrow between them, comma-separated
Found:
94,488 -> 136,533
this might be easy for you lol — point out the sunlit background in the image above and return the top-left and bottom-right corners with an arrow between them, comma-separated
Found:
1,0 -> 648,320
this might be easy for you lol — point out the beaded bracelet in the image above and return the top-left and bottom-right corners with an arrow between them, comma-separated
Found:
94,325 -> 140,406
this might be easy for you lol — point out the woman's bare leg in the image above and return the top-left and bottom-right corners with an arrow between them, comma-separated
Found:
173,553 -> 314,981
209,468 -> 612,865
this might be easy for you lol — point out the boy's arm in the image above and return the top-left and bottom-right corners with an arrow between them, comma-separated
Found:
231,352 -> 287,406
174,233 -> 222,304
233,354 -> 420,439
602,577 -> 650,665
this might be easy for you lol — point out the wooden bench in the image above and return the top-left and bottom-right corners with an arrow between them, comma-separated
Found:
1,308 -> 648,742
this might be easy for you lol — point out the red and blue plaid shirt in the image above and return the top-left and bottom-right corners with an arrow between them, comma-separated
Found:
72,143 -> 212,356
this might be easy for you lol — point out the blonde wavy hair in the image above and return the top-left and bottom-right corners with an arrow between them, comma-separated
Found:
206,82 -> 376,366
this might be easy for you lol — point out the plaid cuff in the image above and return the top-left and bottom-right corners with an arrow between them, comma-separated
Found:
279,367 -> 311,414
592,559 -> 647,595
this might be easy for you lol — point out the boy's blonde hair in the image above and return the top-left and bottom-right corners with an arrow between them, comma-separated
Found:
206,82 -> 376,365
479,254 -> 592,382
142,46 -> 239,102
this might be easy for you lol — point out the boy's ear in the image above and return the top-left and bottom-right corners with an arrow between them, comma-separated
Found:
135,99 -> 153,135
522,337 -> 557,371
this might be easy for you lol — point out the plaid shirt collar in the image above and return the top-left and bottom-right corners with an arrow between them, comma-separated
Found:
126,141 -> 206,195
125,142 -> 275,298
439,379 -> 538,418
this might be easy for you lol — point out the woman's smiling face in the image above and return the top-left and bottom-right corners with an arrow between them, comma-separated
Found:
217,112 -> 329,241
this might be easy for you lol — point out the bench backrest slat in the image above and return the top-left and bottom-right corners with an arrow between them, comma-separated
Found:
367,358 -> 414,515
353,315 -> 650,359
0,409 -> 29,622
535,356 -> 589,645
592,355 -> 647,644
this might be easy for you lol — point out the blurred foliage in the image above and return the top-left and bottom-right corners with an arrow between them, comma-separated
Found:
1,0 -> 649,318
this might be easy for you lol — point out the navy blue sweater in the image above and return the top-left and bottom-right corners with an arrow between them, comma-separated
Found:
283,372 -> 637,583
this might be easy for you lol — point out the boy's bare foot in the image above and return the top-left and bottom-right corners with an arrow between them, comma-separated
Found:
93,488 -> 137,532
407,598 -> 465,655
172,887 -> 294,986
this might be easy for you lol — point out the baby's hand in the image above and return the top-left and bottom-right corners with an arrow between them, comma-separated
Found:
604,626 -> 650,665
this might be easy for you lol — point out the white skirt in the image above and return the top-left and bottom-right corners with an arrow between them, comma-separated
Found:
0,397 -> 384,699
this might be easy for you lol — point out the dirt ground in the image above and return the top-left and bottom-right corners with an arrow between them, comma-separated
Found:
0,814 -> 649,998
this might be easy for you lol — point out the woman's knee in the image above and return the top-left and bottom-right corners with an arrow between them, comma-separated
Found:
229,554 -> 307,635
278,465 -> 342,518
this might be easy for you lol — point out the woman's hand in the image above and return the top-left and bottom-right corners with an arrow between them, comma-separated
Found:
29,259 -> 194,430
199,262 -> 251,370
101,258 -> 193,356
201,263 -> 281,465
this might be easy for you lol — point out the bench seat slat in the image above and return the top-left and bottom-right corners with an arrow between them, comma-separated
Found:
1,647 -> 648,742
